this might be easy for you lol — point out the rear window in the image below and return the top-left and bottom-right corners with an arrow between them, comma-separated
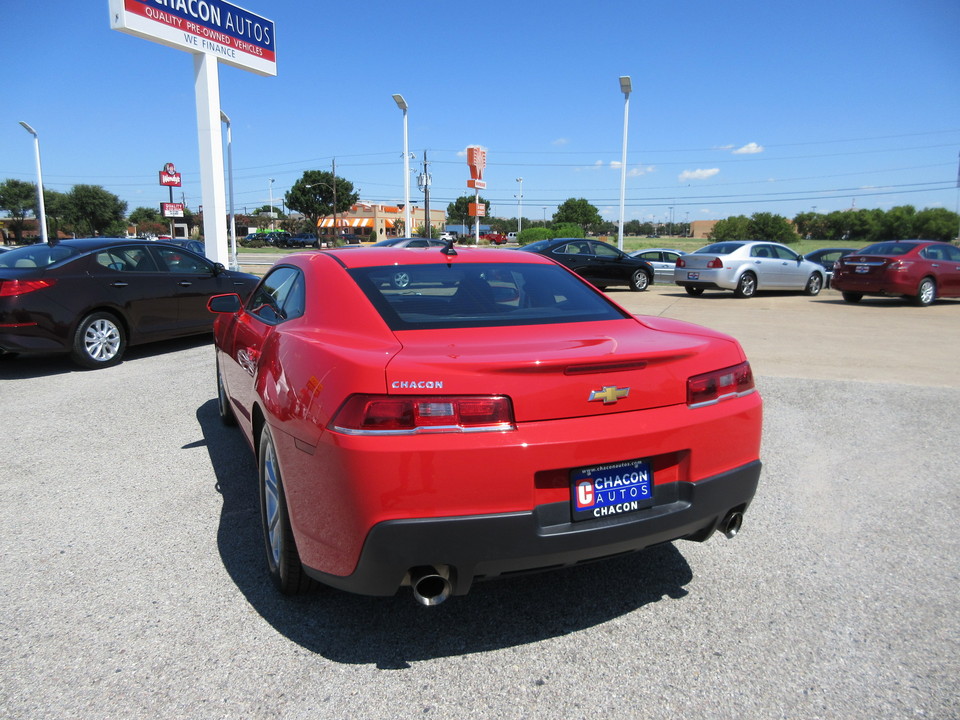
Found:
349,262 -> 629,330
696,242 -> 744,255
857,242 -> 918,256
0,244 -> 81,269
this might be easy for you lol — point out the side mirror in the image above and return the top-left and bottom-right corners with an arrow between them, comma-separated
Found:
207,293 -> 242,313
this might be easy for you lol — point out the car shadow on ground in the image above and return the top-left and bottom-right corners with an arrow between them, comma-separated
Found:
196,399 -> 694,668
0,335 -> 213,379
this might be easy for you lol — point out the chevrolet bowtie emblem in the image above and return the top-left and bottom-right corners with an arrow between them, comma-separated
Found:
589,386 -> 630,404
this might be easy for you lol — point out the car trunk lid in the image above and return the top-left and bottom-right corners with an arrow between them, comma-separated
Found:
386,318 -> 744,422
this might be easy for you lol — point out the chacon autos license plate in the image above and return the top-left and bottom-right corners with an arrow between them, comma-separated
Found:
687,272 -> 700,280
571,458 -> 653,522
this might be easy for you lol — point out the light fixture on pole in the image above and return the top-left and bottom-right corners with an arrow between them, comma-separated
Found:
392,94 -> 411,237
219,111 -> 238,269
19,121 -> 49,245
515,178 -> 523,234
617,76 -> 631,251
268,178 -> 275,230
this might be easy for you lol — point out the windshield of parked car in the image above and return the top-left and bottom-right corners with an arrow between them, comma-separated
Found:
856,242 -> 917,256
695,242 -> 745,255
350,262 -> 629,330
0,243 -> 82,269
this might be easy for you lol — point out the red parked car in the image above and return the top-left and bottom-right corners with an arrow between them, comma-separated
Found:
480,232 -> 508,245
832,240 -> 960,306
208,246 -> 763,605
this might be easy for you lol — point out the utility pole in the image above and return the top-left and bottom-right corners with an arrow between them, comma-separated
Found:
418,150 -> 432,238
332,157 -> 338,243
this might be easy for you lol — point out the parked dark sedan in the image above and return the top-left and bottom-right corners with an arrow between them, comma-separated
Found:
0,238 -> 259,368
802,247 -> 856,288
519,238 -> 654,291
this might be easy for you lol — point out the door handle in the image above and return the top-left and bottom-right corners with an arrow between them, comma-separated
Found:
178,281 -> 193,287
110,281 -> 129,287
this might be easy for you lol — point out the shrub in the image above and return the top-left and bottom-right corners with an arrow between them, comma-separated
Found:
551,222 -> 584,239
517,227 -> 552,245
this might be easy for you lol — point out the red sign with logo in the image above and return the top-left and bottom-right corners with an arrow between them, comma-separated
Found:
466,146 -> 486,189
159,162 -> 182,187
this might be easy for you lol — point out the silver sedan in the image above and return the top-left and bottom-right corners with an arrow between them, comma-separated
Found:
675,241 -> 825,298
629,248 -> 686,284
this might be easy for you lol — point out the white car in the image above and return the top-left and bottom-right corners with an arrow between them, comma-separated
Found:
629,248 -> 686,284
675,241 -> 825,298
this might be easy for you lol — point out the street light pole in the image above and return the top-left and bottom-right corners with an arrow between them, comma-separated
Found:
392,94 -> 411,238
18,121 -> 49,244
219,111 -> 238,269
515,177 -> 523,234
617,76 -> 631,251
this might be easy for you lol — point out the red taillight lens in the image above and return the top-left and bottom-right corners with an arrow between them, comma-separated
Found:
0,279 -> 56,298
687,362 -> 755,407
332,395 -> 516,434
707,258 -> 724,269
676,258 -> 686,268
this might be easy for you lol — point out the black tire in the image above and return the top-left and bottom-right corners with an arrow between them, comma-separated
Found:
913,277 -> 936,307
684,286 -> 705,297
804,273 -> 823,296
70,312 -> 126,369
258,425 -> 315,595
734,272 -> 757,298
216,354 -> 237,426
841,291 -> 863,304
629,269 -> 651,292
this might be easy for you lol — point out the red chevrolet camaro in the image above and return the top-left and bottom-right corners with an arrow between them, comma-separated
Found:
209,245 -> 763,605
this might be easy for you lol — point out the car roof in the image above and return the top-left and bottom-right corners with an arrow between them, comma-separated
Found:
292,246 -> 555,270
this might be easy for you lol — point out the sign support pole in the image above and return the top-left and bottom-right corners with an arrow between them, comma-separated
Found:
193,54 -> 229,266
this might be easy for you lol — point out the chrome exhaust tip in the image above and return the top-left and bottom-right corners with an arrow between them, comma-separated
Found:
410,566 -> 452,607
720,511 -> 744,539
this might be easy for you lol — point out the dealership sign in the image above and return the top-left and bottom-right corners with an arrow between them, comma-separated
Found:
466,146 -> 487,190
109,0 -> 276,76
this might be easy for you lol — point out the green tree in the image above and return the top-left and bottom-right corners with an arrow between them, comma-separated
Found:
553,198 -> 602,231
914,207 -> 960,242
129,206 -> 162,225
0,178 -> 39,242
746,212 -> 799,244
708,215 -> 749,240
285,171 -> 358,240
43,189 -> 70,240
64,185 -> 127,237
876,205 -> 916,241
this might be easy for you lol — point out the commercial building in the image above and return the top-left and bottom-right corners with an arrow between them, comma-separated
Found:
318,203 -> 445,240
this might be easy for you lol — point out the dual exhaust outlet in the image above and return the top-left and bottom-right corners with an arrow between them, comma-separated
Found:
407,512 -> 745,606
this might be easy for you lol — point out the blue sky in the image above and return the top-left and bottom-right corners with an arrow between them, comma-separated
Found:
3,0 -> 959,227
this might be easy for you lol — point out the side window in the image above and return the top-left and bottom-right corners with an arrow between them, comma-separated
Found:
773,245 -> 799,261
150,247 -> 211,274
96,250 -> 136,272
247,266 -> 305,324
105,246 -> 158,272
751,246 -> 771,258
591,243 -> 620,259
663,252 -> 679,263
940,245 -> 960,262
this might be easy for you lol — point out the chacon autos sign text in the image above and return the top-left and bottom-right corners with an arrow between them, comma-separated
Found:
110,0 -> 276,76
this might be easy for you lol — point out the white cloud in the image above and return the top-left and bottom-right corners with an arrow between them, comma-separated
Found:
732,142 -> 764,154
679,168 -> 720,182
552,138 -> 569,146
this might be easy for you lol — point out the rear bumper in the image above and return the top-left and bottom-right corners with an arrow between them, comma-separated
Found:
304,459 -> 762,597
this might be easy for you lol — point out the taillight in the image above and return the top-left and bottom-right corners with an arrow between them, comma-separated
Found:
707,258 -> 724,269
676,258 -> 686,267
687,362 -> 755,407
0,279 -> 55,298
889,260 -> 912,272
332,394 -> 516,434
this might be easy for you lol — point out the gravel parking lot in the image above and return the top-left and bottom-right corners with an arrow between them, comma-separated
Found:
2,285 -> 958,719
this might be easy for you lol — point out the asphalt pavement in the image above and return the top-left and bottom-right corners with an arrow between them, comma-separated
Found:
2,284 -> 958,719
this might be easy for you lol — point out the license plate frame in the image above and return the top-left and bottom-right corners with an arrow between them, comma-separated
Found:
571,458 -> 654,522
687,272 -> 700,280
